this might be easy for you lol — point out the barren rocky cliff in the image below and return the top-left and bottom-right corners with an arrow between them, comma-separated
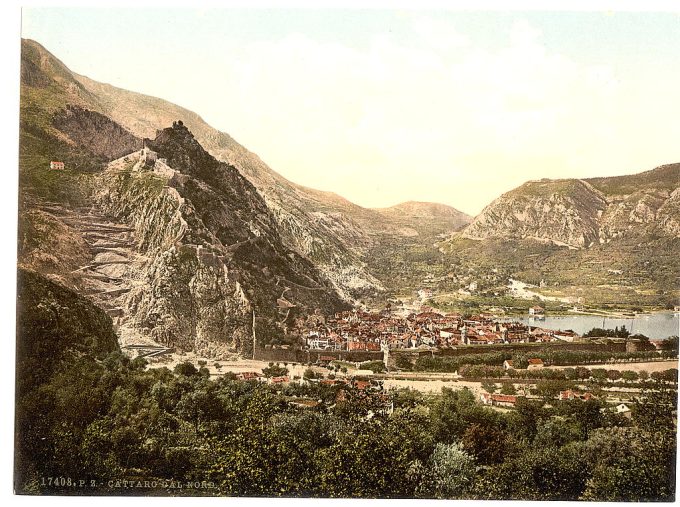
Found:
463,165 -> 680,249
20,55 -> 351,357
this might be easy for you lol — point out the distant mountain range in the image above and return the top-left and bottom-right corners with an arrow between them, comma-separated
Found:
17,38 -> 680,355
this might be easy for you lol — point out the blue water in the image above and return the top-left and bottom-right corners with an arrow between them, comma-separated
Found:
510,312 -> 679,340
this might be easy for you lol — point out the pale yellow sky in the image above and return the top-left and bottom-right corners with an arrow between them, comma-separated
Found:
21,8 -> 680,215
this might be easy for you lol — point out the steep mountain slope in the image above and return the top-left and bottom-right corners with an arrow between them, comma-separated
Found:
15,267 -> 121,490
436,165 -> 680,311
94,123 -> 349,355
463,165 -> 680,248
19,39 -> 354,356
20,38 -> 472,300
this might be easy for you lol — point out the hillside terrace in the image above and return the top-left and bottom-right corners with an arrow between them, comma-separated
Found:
295,308 -> 573,351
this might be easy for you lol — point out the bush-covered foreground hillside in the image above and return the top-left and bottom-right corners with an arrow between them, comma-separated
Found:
15,269 -> 676,499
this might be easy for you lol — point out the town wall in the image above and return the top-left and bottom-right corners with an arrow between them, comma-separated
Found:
253,347 -> 383,364
254,341 -> 634,364
435,341 -> 628,357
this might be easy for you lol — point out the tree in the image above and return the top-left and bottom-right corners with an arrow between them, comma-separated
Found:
262,363 -> 289,378
632,380 -> 677,433
461,423 -> 508,466
511,354 -> 529,370
661,336 -> 678,355
575,366 -> 592,380
416,442 -> 476,499
507,398 -> 544,442
534,380 -> 568,400
651,368 -> 678,383
478,444 -> 589,500
303,368 -> 322,380
396,355 -> 413,370
534,419 -> 581,448
482,382 -> 496,394
429,388 -> 481,443
500,383 -> 517,395
361,361 -> 386,374
392,388 -> 425,411
174,361 -> 198,376
579,427 -> 675,501
567,399 -> 604,439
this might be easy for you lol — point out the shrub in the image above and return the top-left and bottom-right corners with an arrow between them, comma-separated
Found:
174,361 -> 198,376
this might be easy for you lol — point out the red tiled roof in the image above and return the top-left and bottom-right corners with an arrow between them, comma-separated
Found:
354,380 -> 371,391
491,394 -> 517,403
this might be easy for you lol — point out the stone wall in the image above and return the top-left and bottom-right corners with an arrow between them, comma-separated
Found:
253,347 -> 383,364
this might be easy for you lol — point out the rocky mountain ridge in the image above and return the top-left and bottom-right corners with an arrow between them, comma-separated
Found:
20,39 -> 472,301
19,89 -> 350,357
463,165 -> 680,249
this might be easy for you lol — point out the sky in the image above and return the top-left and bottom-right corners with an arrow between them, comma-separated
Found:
20,6 -> 680,215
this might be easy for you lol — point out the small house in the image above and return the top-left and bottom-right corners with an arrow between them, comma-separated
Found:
527,358 -> 544,370
49,161 -> 65,170
480,392 -> 518,407
503,359 -> 514,370
554,330 -> 578,342
615,403 -> 631,417
491,394 -> 518,407
237,371 -> 261,381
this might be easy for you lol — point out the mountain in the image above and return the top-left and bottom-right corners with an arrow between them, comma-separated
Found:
434,165 -> 680,312
97,122 -> 348,356
18,38 -> 476,355
19,40 -> 362,356
20,39 -> 472,301
462,165 -> 680,248
373,201 -> 472,238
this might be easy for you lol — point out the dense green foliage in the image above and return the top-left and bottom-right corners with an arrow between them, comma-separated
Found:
262,363 -> 290,378
16,330 -> 677,499
360,360 -> 387,374
414,347 -> 668,373
584,326 -> 632,338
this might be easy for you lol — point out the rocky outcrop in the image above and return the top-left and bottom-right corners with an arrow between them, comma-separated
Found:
53,105 -> 142,160
657,188 -> 680,237
463,167 -> 680,248
94,123 -> 349,357
463,179 -> 607,248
